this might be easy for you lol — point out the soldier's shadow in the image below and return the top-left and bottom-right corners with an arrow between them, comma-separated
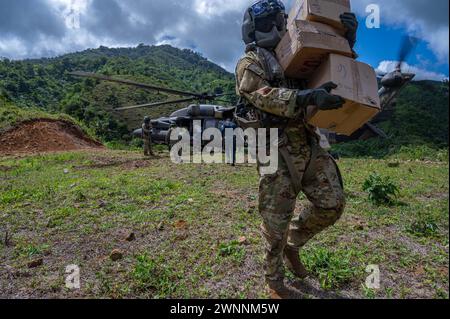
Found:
289,278 -> 351,299
143,154 -> 161,160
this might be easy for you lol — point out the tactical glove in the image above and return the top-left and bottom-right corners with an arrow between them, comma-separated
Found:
340,12 -> 358,48
296,82 -> 345,111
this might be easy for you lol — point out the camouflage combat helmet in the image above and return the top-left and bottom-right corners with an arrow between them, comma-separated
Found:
242,0 -> 288,49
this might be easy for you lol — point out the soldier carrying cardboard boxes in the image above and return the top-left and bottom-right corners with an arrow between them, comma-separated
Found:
235,0 -> 359,298
275,0 -> 381,135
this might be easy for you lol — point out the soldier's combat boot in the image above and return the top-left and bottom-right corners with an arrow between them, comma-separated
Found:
284,246 -> 308,280
266,280 -> 293,299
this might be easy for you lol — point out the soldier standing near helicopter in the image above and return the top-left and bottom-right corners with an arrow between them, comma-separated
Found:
235,0 -> 358,298
142,116 -> 154,157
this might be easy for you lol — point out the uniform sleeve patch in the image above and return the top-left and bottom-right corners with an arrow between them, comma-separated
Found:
278,88 -> 293,101
246,64 -> 266,78
257,87 -> 272,95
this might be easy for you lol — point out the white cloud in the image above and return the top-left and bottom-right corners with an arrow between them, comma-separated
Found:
426,27 -> 449,63
0,38 -> 27,59
0,0 -> 448,74
377,60 -> 449,81
353,0 -> 449,63
194,0 -> 247,16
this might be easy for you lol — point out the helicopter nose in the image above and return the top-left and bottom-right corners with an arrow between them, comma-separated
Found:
381,70 -> 404,88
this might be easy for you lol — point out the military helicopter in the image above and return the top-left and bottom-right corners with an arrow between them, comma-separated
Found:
69,35 -> 418,147
69,71 -> 236,145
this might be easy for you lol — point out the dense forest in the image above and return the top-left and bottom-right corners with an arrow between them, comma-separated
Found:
0,44 -> 448,157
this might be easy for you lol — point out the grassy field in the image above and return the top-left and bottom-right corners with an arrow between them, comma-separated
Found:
0,149 -> 448,299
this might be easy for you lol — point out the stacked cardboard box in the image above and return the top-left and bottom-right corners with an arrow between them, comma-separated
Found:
306,54 -> 381,135
288,0 -> 352,34
275,0 -> 381,136
276,20 -> 353,78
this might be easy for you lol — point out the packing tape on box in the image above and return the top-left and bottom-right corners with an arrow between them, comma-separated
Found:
351,59 -> 362,103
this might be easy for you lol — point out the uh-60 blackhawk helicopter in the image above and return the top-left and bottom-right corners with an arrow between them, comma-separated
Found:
69,71 -> 237,146
69,36 -> 417,149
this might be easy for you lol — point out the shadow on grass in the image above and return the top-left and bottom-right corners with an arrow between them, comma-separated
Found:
290,278 -> 351,300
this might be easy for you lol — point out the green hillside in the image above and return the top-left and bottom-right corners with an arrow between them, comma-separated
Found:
0,45 -> 448,157
384,80 -> 449,147
0,44 -> 236,141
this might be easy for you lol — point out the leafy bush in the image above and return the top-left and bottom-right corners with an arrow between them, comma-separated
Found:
407,217 -> 440,237
218,240 -> 245,262
301,247 -> 357,290
132,254 -> 180,297
363,173 -> 400,206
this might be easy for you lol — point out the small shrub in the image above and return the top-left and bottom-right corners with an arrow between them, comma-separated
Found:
15,242 -> 49,258
363,173 -> 399,206
218,240 -> 239,256
218,240 -> 245,262
132,254 -> 179,297
301,247 -> 357,290
407,217 -> 439,237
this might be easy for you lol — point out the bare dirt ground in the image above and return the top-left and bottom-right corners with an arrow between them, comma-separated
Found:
0,119 -> 103,156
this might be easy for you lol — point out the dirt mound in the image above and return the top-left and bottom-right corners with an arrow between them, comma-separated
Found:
0,119 -> 103,156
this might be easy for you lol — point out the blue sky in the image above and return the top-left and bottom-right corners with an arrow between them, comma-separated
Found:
355,17 -> 449,80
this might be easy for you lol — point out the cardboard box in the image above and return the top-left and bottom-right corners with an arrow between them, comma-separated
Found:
288,0 -> 351,33
275,20 -> 353,79
307,54 -> 381,136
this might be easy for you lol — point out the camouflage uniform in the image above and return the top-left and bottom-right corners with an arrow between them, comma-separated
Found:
236,47 -> 346,282
142,122 -> 153,156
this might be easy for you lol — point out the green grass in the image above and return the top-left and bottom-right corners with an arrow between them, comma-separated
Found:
0,149 -> 448,299
300,246 -> 361,290
406,216 -> 440,238
132,254 -> 183,298
218,240 -> 246,264
332,140 -> 449,162
14,242 -> 50,258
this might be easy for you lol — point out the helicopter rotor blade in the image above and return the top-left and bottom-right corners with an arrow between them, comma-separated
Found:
210,93 -> 237,104
114,97 -> 197,111
69,71 -> 204,98
213,99 -> 233,104
396,36 -> 419,71
213,92 -> 236,98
